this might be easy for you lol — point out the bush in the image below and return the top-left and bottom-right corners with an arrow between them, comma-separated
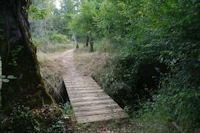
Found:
93,42 -> 168,108
48,33 -> 69,44
137,87 -> 200,133
93,41 -> 200,131
90,0 -> 200,132
0,104 -> 69,132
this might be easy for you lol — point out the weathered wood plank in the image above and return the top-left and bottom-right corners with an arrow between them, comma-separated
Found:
67,87 -> 102,91
67,92 -> 108,98
65,85 -> 100,88
70,95 -> 110,103
73,103 -> 119,112
76,112 -> 128,123
75,108 -> 123,117
68,89 -> 103,94
73,99 -> 114,107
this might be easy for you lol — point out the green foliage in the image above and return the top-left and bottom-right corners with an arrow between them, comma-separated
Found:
2,0 -> 198,132
30,0 -> 80,44
0,104 -> 69,132
87,0 -> 200,132
0,75 -> 16,83
8,46 -> 23,67
71,0 -> 97,34
60,102 -> 73,115
29,5 -> 47,20
48,32 -> 69,44
136,87 -> 200,133
35,41 -> 73,53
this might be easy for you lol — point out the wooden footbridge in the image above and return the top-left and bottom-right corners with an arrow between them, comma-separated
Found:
62,50 -> 128,123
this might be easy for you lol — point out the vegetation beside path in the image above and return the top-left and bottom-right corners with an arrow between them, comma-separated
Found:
1,0 -> 199,132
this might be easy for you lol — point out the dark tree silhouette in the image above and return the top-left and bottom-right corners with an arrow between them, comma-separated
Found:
0,0 -> 52,111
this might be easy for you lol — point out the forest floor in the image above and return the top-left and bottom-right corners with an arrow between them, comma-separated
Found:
38,47 -> 144,133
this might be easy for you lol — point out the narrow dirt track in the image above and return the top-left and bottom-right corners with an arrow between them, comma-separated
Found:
39,49 -> 75,76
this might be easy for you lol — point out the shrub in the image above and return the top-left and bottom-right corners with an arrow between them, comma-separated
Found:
0,104 -> 68,132
48,33 -> 69,44
93,40 -> 200,131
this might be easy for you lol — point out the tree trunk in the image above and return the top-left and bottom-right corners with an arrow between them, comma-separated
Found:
89,32 -> 94,52
73,33 -> 79,49
87,0 -> 93,51
42,0 -> 47,41
44,16 -> 47,41
86,35 -> 89,47
40,20 -> 43,40
0,0 -> 52,111
64,0 -> 68,12
36,20 -> 40,40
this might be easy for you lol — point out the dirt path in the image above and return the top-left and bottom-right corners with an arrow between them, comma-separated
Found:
39,49 -> 76,76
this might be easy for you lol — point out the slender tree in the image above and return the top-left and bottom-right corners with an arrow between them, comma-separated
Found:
73,33 -> 79,49
88,32 -> 93,52
64,0 -> 68,12
87,0 -> 94,52
0,0 -> 52,111
86,34 -> 89,47
40,20 -> 44,40
42,0 -> 47,41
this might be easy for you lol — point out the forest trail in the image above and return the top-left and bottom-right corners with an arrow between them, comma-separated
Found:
47,49 -> 128,123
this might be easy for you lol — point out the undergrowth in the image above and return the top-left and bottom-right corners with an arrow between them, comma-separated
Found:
74,42 -> 200,133
40,63 -> 68,103
35,41 -> 74,53
0,103 -> 72,132
0,48 -> 75,132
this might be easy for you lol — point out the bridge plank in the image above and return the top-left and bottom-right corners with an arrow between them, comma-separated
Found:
62,50 -> 128,123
